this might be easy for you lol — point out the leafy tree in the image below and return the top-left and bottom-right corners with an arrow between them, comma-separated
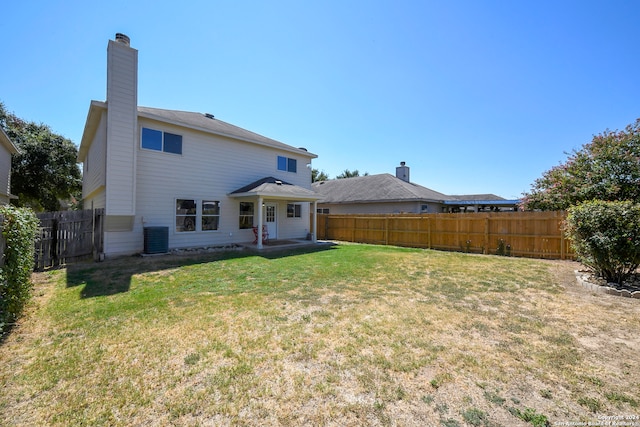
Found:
0,102 -> 82,212
565,200 -> 640,284
312,168 -> 329,183
336,169 -> 369,179
521,119 -> 640,210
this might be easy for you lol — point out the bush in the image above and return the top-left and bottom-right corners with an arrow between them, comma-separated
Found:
0,206 -> 39,337
565,200 -> 640,284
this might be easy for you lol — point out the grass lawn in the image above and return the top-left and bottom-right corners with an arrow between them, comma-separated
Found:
1,243 -> 639,426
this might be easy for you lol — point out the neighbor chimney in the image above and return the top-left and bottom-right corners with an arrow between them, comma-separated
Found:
115,32 -> 130,46
396,162 -> 410,183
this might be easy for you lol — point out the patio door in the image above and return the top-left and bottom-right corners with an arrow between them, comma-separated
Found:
264,203 -> 277,239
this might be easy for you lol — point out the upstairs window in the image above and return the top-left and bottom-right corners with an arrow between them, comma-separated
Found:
277,155 -> 297,173
142,127 -> 183,155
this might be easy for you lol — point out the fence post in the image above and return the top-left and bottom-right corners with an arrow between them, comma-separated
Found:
325,215 -> 329,240
483,216 -> 489,255
51,218 -> 59,268
384,216 -> 389,245
560,213 -> 566,260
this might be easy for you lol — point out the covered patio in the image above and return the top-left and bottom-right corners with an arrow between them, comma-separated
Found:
228,177 -> 321,249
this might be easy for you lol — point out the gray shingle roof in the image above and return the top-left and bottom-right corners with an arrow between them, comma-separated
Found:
230,177 -> 319,201
312,174 -> 454,204
137,106 -> 317,158
449,194 -> 505,201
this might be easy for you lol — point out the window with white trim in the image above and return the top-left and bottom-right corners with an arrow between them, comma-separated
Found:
202,201 -> 220,231
176,199 -> 196,232
277,155 -> 297,173
142,127 -> 183,154
175,199 -> 220,232
287,203 -> 302,218
239,202 -> 254,229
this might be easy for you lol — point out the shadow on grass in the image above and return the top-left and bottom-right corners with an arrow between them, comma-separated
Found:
65,242 -> 338,299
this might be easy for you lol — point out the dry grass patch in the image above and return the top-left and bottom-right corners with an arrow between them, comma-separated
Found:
1,244 -> 638,426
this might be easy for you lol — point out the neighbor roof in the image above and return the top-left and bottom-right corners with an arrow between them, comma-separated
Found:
78,101 -> 316,162
312,174 -> 453,204
450,194 -> 505,201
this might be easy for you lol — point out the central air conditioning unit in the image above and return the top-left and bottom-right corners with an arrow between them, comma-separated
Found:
144,226 -> 169,254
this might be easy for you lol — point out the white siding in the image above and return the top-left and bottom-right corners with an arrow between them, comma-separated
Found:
82,111 -> 107,203
102,118 -> 314,256
0,145 -> 11,203
138,120 -> 313,245
105,40 -> 137,216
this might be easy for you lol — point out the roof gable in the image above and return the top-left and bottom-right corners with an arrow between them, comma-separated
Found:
1,127 -> 19,154
137,107 -> 316,159
78,102 -> 316,162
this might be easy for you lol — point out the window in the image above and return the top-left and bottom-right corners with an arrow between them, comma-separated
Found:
175,199 -> 221,232
202,201 -> 220,231
142,127 -> 183,154
176,199 -> 196,232
287,203 -> 302,218
239,202 -> 254,229
317,208 -> 330,214
277,155 -> 297,173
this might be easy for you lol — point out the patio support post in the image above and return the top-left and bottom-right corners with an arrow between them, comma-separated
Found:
312,201 -> 318,243
257,196 -> 264,249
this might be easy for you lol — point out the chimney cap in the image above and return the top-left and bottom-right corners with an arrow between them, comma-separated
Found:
400,161 -> 406,166
115,33 -> 130,46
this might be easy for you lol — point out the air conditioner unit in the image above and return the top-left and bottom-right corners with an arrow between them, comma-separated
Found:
144,227 -> 169,254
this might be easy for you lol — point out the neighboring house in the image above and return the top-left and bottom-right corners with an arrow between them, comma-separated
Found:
312,162 -> 519,214
444,194 -> 520,212
78,34 -> 319,257
0,127 -> 19,205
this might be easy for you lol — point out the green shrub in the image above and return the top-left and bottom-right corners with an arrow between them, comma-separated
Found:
0,206 -> 39,337
565,200 -> 640,284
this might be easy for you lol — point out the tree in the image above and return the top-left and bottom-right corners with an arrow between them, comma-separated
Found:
521,119 -> 640,211
312,168 -> 329,183
336,169 -> 369,179
565,200 -> 640,284
0,102 -> 82,212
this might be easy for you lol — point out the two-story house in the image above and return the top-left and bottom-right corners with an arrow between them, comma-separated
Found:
0,127 -> 19,205
78,34 -> 319,257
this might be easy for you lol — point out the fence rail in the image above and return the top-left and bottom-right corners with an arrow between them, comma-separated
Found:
33,209 -> 104,270
315,211 -> 574,260
0,209 -> 104,271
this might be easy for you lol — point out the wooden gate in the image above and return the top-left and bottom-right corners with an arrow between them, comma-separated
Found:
34,209 -> 104,270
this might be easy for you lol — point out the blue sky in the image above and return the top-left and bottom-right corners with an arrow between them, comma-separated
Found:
2,0 -> 638,199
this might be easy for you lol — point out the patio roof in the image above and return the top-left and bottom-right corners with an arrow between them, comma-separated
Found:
228,177 -> 320,201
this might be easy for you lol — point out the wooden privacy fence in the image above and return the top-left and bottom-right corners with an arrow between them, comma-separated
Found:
315,211 -> 574,260
34,209 -> 104,270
